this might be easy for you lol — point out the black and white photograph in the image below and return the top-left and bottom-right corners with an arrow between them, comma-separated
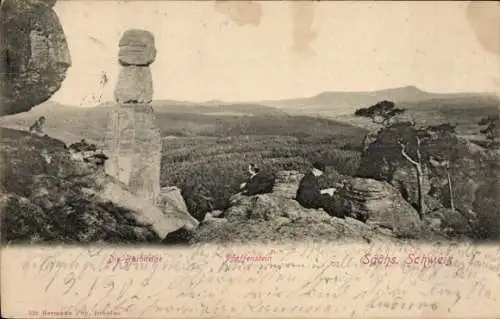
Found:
1,0 -> 499,247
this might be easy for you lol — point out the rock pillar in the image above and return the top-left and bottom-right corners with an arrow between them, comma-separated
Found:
0,0 -> 71,116
105,29 -> 161,205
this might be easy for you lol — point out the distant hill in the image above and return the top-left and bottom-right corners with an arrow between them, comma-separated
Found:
252,86 -> 499,136
258,85 -> 499,115
0,100 -> 365,148
1,85 -> 497,140
151,100 -> 287,116
258,85 -> 430,113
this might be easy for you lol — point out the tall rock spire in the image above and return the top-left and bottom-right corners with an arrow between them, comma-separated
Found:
105,29 -> 161,205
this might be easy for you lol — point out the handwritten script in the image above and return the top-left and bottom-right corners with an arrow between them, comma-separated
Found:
2,242 -> 500,318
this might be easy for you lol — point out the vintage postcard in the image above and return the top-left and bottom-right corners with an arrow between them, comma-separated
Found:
1,0 -> 500,318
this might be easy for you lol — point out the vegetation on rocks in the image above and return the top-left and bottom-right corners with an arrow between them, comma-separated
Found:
0,128 -> 160,244
355,100 -> 500,240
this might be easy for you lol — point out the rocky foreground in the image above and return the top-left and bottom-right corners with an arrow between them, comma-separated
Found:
192,193 -> 400,244
191,181 -> 468,245
0,128 -> 198,244
0,127 -> 483,245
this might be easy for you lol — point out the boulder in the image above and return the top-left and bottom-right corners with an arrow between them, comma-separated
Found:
0,0 -> 71,116
191,193 -> 399,244
157,186 -> 199,231
233,193 -> 308,221
272,170 -> 304,198
92,174 -> 198,239
118,29 -> 156,66
336,178 -> 422,237
113,66 -> 153,104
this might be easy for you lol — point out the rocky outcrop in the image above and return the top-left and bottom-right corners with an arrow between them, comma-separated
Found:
336,178 -> 422,237
105,29 -> 161,205
358,132 -> 496,220
89,175 -> 198,239
0,128 -> 197,243
272,170 -> 304,198
0,160 -> 161,244
190,193 -> 399,244
0,0 -> 71,116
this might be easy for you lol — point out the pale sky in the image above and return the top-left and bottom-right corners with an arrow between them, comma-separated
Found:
51,1 -> 500,107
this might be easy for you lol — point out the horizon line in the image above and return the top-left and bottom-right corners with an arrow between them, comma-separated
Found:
49,85 -> 500,107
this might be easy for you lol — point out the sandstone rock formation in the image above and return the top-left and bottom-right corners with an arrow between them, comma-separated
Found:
336,178 -> 422,237
358,132 -> 493,218
103,29 -> 199,239
272,170 -> 304,198
114,66 -> 153,104
118,29 -> 157,67
0,129 -> 161,244
1,127 -> 198,243
190,193 -> 400,244
390,164 -> 431,208
105,29 -> 161,205
0,0 -> 71,116
90,175 -> 198,239
427,142 -> 484,214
